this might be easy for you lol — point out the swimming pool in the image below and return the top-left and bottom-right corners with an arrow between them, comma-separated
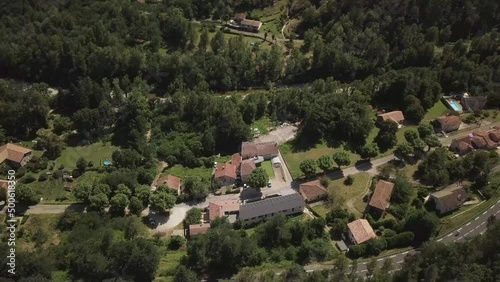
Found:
449,101 -> 461,111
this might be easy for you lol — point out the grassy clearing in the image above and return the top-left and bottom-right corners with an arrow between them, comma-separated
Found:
328,172 -> 371,215
156,249 -> 187,282
260,160 -> 275,179
28,178 -> 75,203
162,155 -> 231,180
17,214 -> 60,252
280,141 -> 360,179
54,141 -> 118,170
310,204 -> 329,218
422,100 -> 449,123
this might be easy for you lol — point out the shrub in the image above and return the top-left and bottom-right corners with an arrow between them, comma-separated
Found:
88,161 -> 94,168
16,167 -> 26,178
168,235 -> 185,250
366,238 -> 387,256
71,169 -> 83,179
38,172 -> 48,182
348,244 -> 368,258
52,170 -> 63,180
320,176 -> 330,188
344,175 -> 354,185
386,231 -> 415,249
23,174 -> 36,183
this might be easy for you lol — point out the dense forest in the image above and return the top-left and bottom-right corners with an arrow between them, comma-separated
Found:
0,0 -> 500,281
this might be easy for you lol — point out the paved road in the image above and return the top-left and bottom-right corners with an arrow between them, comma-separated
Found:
353,197 -> 500,275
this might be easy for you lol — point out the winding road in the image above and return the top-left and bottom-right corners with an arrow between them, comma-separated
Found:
351,197 -> 500,275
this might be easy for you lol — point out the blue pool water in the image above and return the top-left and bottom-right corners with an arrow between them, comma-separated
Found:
103,160 -> 111,166
449,101 -> 461,111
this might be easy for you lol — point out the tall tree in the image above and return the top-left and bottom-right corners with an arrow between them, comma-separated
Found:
332,151 -> 351,169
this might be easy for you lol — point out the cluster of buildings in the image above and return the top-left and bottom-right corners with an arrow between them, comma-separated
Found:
188,193 -> 306,236
213,141 -> 280,187
337,177 -> 468,249
450,127 -> 500,155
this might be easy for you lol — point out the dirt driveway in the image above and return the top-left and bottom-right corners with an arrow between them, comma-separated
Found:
254,125 -> 297,144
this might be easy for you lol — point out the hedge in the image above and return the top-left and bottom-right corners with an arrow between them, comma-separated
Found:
386,231 -> 414,249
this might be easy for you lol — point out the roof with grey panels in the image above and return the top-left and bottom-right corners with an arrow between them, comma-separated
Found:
239,193 -> 305,220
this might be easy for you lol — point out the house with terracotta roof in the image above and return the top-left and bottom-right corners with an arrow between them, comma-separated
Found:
241,141 -> 279,160
435,116 -> 461,133
0,143 -> 32,167
430,185 -> 467,215
489,129 -> 500,142
213,163 -> 237,186
368,180 -> 394,218
208,199 -> 241,222
376,111 -> 405,126
449,136 -> 474,155
450,131 -> 498,155
347,219 -> 376,245
188,223 -> 211,236
299,180 -> 328,203
472,131 -> 497,150
155,175 -> 181,195
240,159 -> 256,183
0,180 -> 8,190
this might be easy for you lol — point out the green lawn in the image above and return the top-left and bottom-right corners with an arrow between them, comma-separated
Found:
54,141 -> 119,170
28,178 -> 75,203
310,204 -> 329,218
163,155 -> 230,180
422,100 -> 449,123
280,140 -> 361,179
260,160 -> 275,179
156,250 -> 187,282
328,172 -> 372,216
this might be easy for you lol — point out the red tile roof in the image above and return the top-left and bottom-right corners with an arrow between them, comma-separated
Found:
156,175 -> 181,193
208,199 -> 241,221
377,111 -> 405,124
368,180 -> 394,212
473,131 -> 497,149
348,219 -> 376,245
436,116 -> 461,132
241,142 -> 279,159
240,159 -> 256,178
214,163 -> 237,180
299,180 -> 327,202
0,143 -> 32,164
189,223 -> 211,236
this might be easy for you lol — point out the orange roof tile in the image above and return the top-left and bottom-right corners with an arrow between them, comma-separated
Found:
214,163 -> 237,180
368,180 -> 394,212
0,143 -> 31,164
156,175 -> 181,193
208,199 -> 241,221
348,219 -> 376,245
299,180 -> 327,202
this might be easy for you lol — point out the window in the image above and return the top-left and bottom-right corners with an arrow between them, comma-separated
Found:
292,208 -> 294,212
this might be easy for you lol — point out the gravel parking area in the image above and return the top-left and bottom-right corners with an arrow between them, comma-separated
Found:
254,125 -> 297,144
